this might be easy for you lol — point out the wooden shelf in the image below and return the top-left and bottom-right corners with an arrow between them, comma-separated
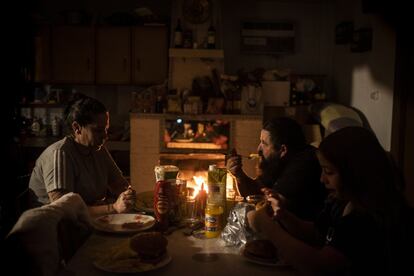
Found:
20,103 -> 65,108
169,48 -> 224,58
130,112 -> 262,121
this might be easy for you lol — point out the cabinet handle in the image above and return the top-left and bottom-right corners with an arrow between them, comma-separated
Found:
136,58 -> 140,72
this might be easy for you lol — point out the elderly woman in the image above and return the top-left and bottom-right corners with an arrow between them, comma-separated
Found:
29,95 -> 136,216
247,126 -> 412,275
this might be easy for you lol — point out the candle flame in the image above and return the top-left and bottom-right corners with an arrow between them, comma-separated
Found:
188,175 -> 208,198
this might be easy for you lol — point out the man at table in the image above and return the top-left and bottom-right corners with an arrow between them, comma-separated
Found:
227,117 -> 326,220
29,94 -> 136,216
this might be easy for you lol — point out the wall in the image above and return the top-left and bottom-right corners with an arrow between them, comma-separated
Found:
332,0 -> 396,150
221,0 -> 335,76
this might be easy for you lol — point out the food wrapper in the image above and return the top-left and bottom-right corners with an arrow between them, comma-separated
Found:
221,202 -> 255,247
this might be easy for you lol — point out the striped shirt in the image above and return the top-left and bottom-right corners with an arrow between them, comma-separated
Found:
29,136 -> 128,205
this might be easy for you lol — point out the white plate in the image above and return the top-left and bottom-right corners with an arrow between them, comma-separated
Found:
93,214 -> 155,233
240,244 -> 290,267
94,253 -> 172,273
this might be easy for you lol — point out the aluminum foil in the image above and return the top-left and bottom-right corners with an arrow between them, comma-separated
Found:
221,202 -> 255,247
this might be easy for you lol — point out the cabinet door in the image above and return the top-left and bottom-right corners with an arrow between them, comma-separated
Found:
132,26 -> 168,84
96,27 -> 131,84
51,26 -> 94,83
34,25 -> 51,82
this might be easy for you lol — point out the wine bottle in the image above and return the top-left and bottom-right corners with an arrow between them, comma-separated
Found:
174,18 -> 183,48
207,23 -> 216,49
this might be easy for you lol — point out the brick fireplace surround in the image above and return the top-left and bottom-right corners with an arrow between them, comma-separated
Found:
130,113 -> 262,194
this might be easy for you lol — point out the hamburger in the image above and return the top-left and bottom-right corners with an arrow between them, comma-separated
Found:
244,239 -> 278,263
129,232 -> 168,264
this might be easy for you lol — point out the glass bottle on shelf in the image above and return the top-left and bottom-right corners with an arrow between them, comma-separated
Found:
31,117 -> 41,136
174,18 -> 183,48
155,95 -> 164,113
207,22 -> 216,49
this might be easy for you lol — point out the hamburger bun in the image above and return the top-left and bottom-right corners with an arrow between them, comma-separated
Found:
129,232 -> 168,264
244,239 -> 278,262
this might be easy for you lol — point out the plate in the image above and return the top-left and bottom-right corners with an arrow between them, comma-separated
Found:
240,244 -> 289,267
94,253 -> 172,273
93,214 -> 155,233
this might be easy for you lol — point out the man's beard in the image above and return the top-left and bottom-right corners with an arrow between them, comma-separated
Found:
257,151 -> 285,188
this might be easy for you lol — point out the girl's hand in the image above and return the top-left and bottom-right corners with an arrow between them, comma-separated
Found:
247,204 -> 274,233
260,188 -> 288,220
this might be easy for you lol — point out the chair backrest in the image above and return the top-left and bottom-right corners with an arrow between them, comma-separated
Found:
3,193 -> 92,275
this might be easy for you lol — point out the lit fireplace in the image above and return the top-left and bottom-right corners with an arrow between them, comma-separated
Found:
130,113 -> 261,195
179,170 -> 236,199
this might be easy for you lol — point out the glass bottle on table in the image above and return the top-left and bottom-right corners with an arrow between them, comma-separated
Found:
207,165 -> 227,216
205,203 -> 223,238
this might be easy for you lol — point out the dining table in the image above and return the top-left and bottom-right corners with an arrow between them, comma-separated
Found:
60,224 -> 297,275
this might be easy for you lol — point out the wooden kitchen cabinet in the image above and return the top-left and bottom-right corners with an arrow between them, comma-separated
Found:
51,26 -> 95,83
96,27 -> 131,84
34,25 -> 168,84
132,26 -> 168,84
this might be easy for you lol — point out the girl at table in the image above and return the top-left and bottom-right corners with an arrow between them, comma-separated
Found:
29,94 -> 136,216
247,126 -> 412,275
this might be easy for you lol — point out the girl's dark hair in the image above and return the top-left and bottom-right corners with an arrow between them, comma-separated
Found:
64,94 -> 107,132
319,127 -> 411,273
262,117 -> 307,151
318,126 -> 402,214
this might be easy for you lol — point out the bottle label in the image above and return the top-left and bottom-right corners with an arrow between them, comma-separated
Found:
208,34 -> 215,44
205,213 -> 221,237
207,167 -> 227,208
174,32 -> 183,47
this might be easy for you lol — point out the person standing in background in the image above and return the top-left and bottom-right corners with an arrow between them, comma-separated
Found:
29,94 -> 136,216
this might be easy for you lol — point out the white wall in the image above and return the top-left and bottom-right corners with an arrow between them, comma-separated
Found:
332,0 -> 396,150
222,0 -> 335,75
